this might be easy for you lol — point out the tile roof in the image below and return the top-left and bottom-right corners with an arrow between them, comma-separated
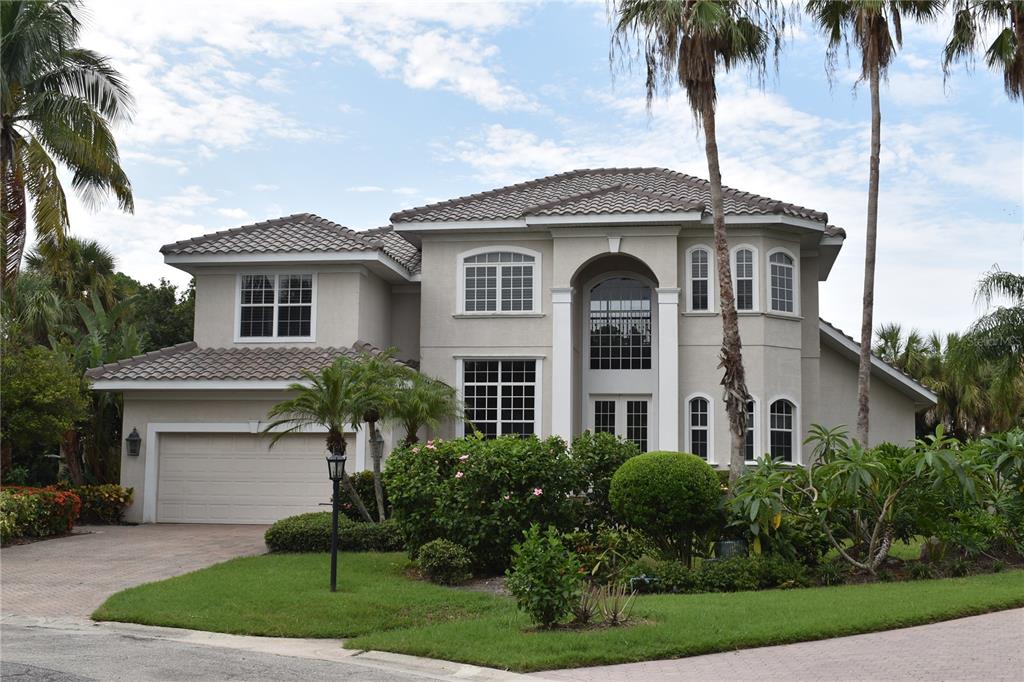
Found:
525,184 -> 704,217
85,341 -> 409,383
391,168 -> 829,224
159,213 -> 422,275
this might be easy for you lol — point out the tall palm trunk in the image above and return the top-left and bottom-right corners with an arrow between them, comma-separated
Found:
856,61 -> 882,447
702,108 -> 749,486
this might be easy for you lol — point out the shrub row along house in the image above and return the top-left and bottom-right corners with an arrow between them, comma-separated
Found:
86,168 -> 936,524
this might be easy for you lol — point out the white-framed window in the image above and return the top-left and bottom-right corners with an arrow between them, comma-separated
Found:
625,400 -> 649,452
594,399 -> 616,434
589,396 -> 649,452
687,396 -> 711,460
589,277 -> 653,370
462,359 -> 538,437
768,249 -> 796,314
237,273 -> 315,341
731,246 -> 757,311
769,398 -> 797,462
458,247 -> 540,314
744,398 -> 759,462
687,246 -> 712,312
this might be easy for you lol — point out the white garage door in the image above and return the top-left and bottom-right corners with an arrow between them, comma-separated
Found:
156,432 -> 352,524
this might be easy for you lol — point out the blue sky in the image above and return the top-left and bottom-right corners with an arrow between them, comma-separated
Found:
64,0 -> 1022,336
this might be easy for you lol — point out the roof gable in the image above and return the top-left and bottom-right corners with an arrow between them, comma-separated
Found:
390,167 -> 829,224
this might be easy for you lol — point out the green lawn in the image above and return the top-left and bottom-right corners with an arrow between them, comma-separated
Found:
94,553 -> 1024,672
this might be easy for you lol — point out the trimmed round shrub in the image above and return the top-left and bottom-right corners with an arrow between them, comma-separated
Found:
609,451 -> 721,560
385,435 -> 582,572
264,512 -> 405,553
418,539 -> 473,585
506,525 -> 583,629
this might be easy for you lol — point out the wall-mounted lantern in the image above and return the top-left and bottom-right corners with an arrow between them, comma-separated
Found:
126,428 -> 142,457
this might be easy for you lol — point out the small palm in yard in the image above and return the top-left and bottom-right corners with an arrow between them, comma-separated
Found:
393,371 -> 463,445
265,358 -> 375,522
805,0 -> 942,445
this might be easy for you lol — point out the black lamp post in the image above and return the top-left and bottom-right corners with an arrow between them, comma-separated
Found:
326,448 -> 346,592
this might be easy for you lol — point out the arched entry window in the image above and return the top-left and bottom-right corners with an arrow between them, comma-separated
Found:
589,277 -> 652,370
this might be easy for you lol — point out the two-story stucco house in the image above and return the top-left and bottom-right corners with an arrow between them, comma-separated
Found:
87,168 -> 936,524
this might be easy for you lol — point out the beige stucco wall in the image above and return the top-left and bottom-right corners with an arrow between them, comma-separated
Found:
390,287 -> 421,361
118,391 -> 382,523
192,268 -> 380,349
815,344 -> 918,447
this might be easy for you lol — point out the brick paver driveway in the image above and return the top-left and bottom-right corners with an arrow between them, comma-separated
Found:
1,524 -> 267,617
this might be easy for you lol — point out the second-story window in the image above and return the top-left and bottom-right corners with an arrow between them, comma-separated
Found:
239,273 -> 314,340
463,251 -> 535,313
589,277 -> 652,370
769,251 -> 795,313
734,248 -> 755,311
689,247 -> 710,311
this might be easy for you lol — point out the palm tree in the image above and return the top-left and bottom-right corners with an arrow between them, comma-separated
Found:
392,371 -> 463,445
873,321 -> 926,377
612,0 -> 787,484
805,0 -> 942,446
26,236 -> 118,311
968,266 -> 1024,427
1,0 -> 134,290
944,0 -> 1024,101
265,359 -> 375,522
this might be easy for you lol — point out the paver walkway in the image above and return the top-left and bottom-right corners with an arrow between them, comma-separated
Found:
1,524 -> 267,617
536,608 -> 1024,681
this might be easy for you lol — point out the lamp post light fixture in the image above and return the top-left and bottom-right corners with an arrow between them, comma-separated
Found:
125,428 -> 142,457
326,448 -> 347,592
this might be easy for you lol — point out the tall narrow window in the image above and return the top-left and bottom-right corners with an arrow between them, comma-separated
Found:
689,248 -> 710,311
626,400 -> 648,452
744,399 -> 757,461
463,360 -> 537,437
734,248 -> 755,311
239,273 -> 314,340
594,400 -> 616,434
462,251 -> 535,313
688,397 -> 710,459
589,277 -> 652,370
769,399 -> 795,462
769,252 -> 795,313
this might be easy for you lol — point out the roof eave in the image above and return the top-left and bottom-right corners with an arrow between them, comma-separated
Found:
163,250 -> 414,281
90,379 -> 307,391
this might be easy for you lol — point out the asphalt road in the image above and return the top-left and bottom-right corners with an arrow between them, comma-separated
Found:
0,620 -> 432,682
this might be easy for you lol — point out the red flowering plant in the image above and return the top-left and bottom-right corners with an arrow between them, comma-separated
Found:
0,486 -> 81,540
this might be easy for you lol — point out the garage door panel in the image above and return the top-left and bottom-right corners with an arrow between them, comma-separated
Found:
156,432 -> 347,524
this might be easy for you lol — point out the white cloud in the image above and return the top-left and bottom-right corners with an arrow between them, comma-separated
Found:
347,185 -> 385,193
251,183 -> 279,192
121,150 -> 189,175
217,207 -> 251,220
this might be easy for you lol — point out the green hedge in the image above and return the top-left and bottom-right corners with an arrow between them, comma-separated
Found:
66,484 -> 133,524
629,555 -> 811,594
264,512 -> 405,553
417,538 -> 473,585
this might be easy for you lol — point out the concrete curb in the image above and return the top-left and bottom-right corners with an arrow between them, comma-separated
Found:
1,615 -> 548,681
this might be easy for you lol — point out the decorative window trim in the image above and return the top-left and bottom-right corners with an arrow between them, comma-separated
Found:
456,246 -> 542,315
233,272 -> 317,343
730,244 -> 759,312
454,356 -> 544,437
766,247 -> 799,316
684,245 -> 714,313
767,396 -> 800,464
744,396 -> 761,463
684,392 -> 715,463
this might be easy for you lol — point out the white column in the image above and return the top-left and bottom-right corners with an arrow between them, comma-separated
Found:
657,288 -> 680,451
551,287 -> 574,441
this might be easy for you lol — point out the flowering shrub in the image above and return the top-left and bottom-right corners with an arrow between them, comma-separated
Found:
0,487 -> 81,543
385,435 -> 582,571
66,484 -> 133,524
569,431 -> 639,527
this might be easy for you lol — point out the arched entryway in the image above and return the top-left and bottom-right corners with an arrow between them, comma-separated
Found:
572,255 -> 660,451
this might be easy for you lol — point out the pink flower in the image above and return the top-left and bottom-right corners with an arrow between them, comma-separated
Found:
426,443 -> 436,450
411,447 -> 420,454
533,488 -> 543,497
455,471 -> 464,479
459,454 -> 469,461
503,494 -> 510,501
